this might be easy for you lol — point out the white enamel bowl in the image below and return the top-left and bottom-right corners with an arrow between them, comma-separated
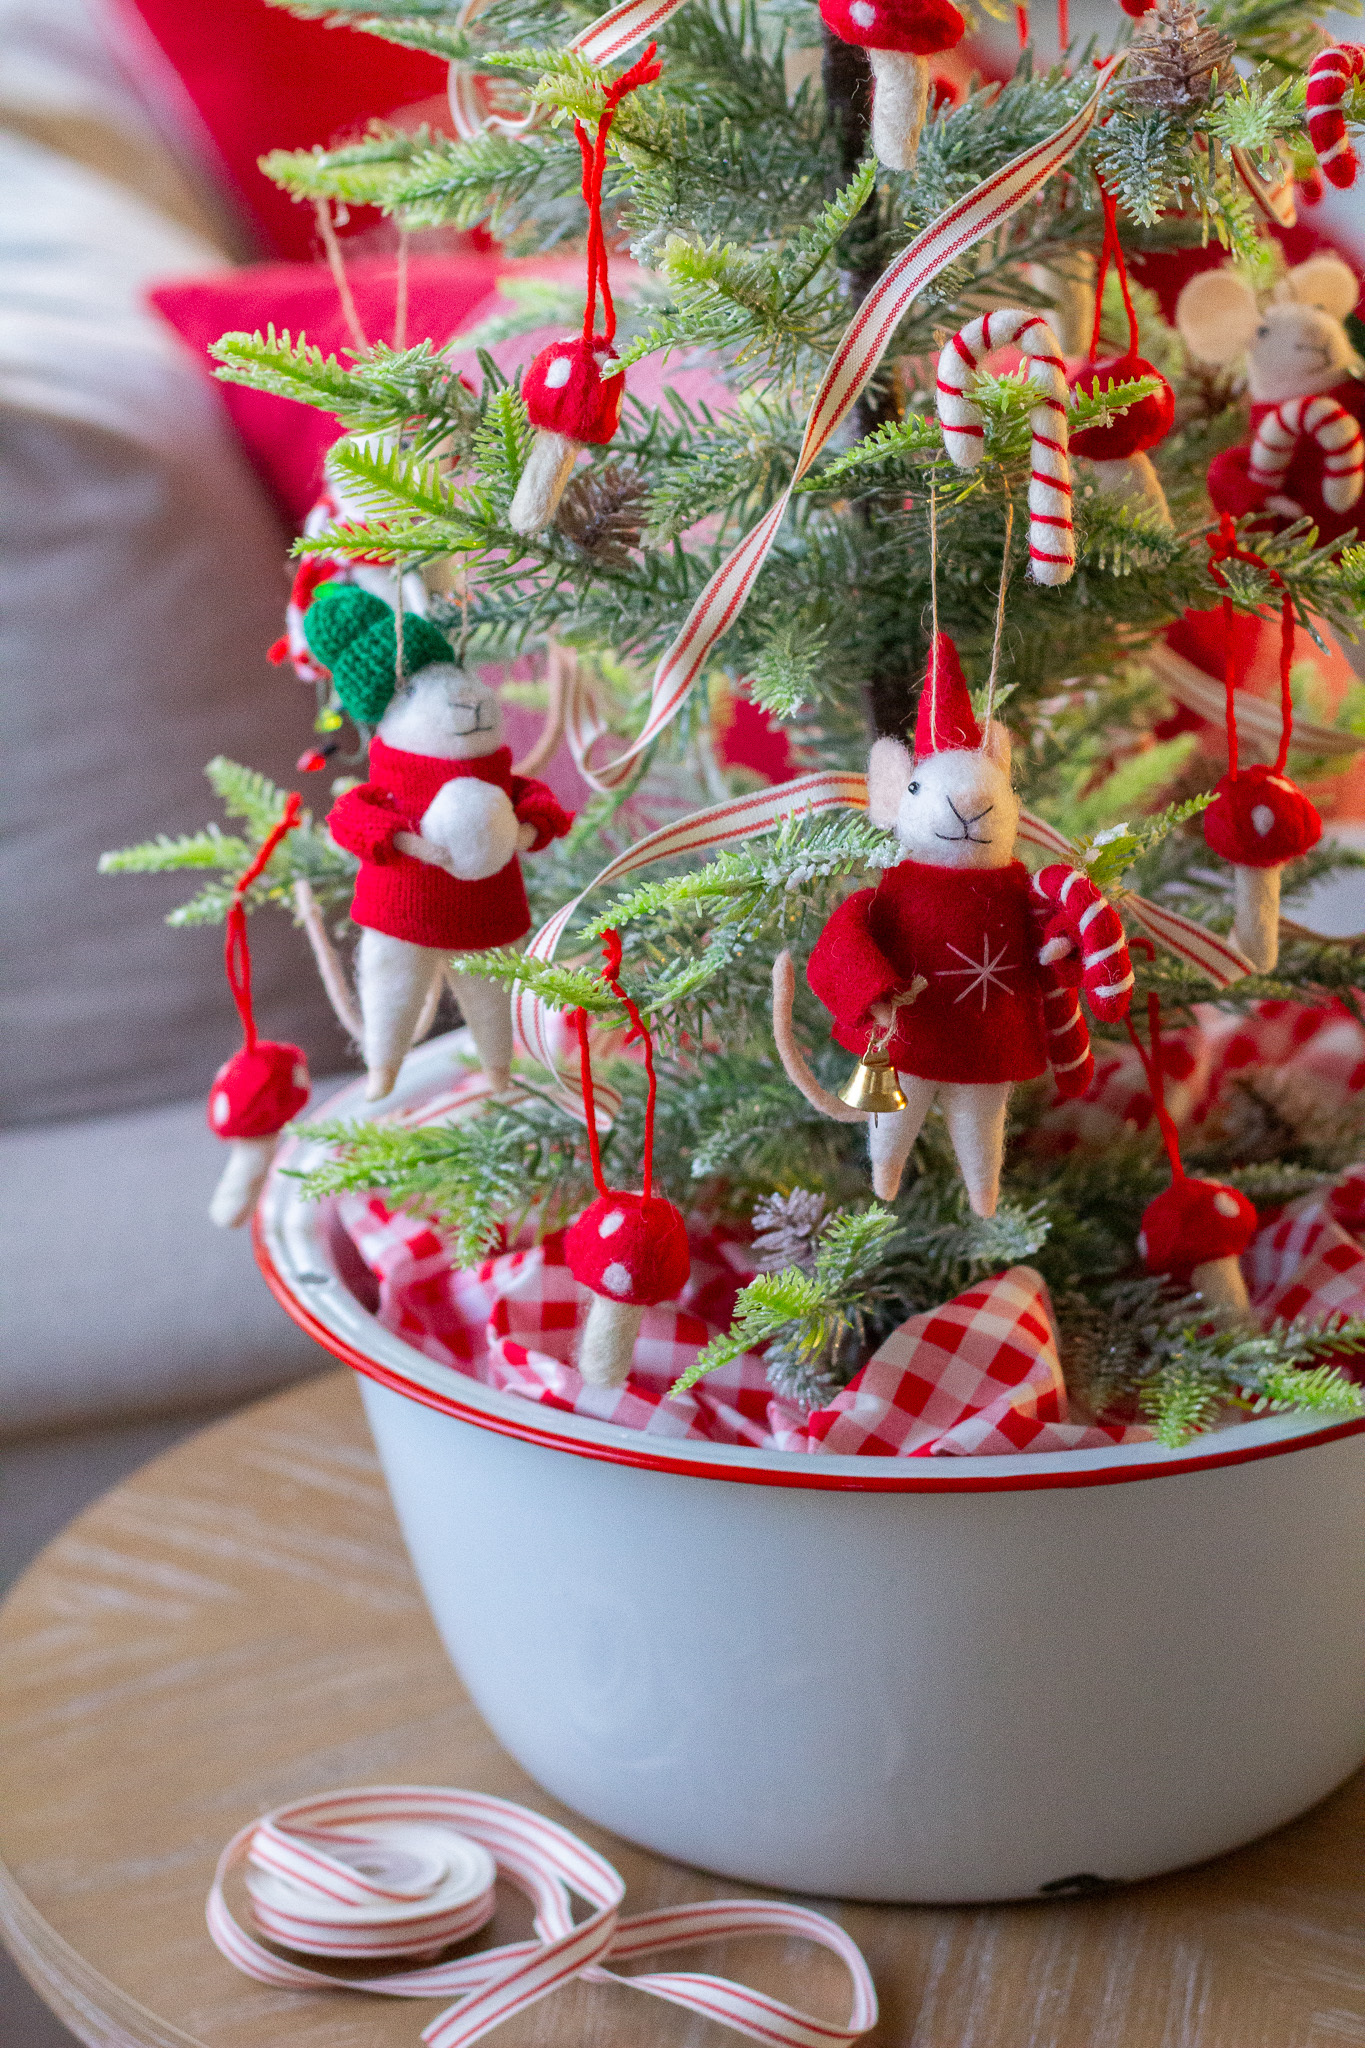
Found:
258,1038 -> 1365,1903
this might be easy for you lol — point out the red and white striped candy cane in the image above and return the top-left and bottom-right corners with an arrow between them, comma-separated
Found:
448,0 -> 699,141
1248,392 -> 1365,515
1307,44 -> 1365,191
1030,864 -> 1135,1020
207,1785 -> 878,2048
935,308 -> 1074,585
1036,961 -> 1095,1099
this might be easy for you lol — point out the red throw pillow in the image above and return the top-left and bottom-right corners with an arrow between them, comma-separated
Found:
149,253 -> 504,527
110,0 -> 446,261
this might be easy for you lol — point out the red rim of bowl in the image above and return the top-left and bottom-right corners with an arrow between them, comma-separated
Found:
256,1045 -> 1365,1496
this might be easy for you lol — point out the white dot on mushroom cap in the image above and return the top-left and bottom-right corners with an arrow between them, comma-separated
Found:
211,1092 -> 230,1127
1213,1191 -> 1242,1217
598,1209 -> 625,1238
1136,1230 -> 1147,1258
545,356 -> 573,389
293,1063 -> 308,1088
850,0 -> 876,21
601,1262 -> 633,1298
1250,805 -> 1275,836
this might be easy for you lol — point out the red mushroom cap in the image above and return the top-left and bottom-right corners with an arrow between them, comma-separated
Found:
818,0 -> 964,56
521,336 -> 624,447
207,1042 -> 309,1142
1068,352 -> 1175,460
565,1192 -> 691,1307
1137,1177 -> 1257,1281
1202,766 -> 1322,870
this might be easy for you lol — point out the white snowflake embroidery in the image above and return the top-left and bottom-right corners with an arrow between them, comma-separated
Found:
938,933 -> 1015,1011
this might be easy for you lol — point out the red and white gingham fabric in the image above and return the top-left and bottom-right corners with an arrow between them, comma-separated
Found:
1243,1165 -> 1365,1331
207,1785 -> 878,2048
805,1267 -> 1141,1455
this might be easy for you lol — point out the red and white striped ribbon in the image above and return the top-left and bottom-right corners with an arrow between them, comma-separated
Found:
208,1786 -> 878,2048
1248,391 -> 1365,514
563,65 -> 1117,791
1307,44 -> 1365,192
511,772 -> 1251,1113
935,308 -> 1074,584
448,0 -> 697,141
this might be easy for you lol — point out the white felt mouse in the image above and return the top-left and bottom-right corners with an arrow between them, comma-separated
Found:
774,635 -> 1132,1214
308,588 -> 573,1100
1176,255 -> 1364,548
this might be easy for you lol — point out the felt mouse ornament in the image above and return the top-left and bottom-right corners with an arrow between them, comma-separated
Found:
563,933 -> 689,1387
304,587 -> 572,1100
207,795 -> 311,1228
772,635 -> 1135,1216
1175,255 -> 1364,550
507,48 -> 659,537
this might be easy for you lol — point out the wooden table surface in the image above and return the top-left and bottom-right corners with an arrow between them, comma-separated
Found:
3,1370 -> 1365,2048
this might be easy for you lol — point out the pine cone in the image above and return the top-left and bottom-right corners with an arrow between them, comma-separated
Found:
554,466 -> 646,567
1122,0 -> 1235,108
751,1188 -> 830,1275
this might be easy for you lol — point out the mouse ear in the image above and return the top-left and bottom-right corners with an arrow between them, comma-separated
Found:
1282,254 -> 1359,323
982,720 -> 1012,775
867,737 -> 914,830
1175,269 -> 1259,365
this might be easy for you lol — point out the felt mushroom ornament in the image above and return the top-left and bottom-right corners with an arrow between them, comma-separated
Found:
1199,517 -> 1322,972
564,932 -> 689,1387
508,47 -> 660,537
1127,993 -> 1257,1318
207,795 -> 311,1228
817,0 -> 964,171
1068,178 -> 1175,524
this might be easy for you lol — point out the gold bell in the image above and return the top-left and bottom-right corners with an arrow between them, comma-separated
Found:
838,1049 -> 908,1118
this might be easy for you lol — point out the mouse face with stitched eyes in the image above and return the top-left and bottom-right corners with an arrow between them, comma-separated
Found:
867,724 -> 1019,870
1176,255 -> 1362,405
376,663 -> 504,760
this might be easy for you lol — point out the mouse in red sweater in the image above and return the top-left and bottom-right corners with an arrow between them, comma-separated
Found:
773,636 -> 1133,1215
304,588 -> 572,1099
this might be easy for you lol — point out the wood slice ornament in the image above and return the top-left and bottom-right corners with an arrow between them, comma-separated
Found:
507,46 -> 660,536
208,795 -> 311,1228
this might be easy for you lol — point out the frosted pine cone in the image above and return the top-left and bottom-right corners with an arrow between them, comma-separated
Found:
554,465 -> 646,567
751,1188 -> 830,1274
1123,0 -> 1234,108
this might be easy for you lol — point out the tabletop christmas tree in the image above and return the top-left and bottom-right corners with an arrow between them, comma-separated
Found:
106,0 -> 1365,1445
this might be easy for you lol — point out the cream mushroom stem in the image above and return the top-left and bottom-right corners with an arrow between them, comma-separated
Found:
1189,1252 -> 1252,1320
579,1295 -> 646,1387
1088,452 -> 1171,525
209,1136 -> 278,1230
1232,864 -> 1282,973
868,50 -> 930,171
509,432 -> 579,536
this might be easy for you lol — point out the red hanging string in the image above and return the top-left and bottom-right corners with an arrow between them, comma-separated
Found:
569,931 -> 662,1202
1016,2 -> 1029,49
1058,0 -> 1069,53
1089,174 -> 1140,361
1123,991 -> 1186,1184
1204,513 -> 1295,781
573,45 -> 661,348
224,794 -> 303,1053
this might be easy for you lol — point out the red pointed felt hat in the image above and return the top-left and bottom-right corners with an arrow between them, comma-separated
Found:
914,632 -> 981,754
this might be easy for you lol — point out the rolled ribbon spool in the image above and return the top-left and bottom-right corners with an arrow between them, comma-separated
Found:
208,1784 -> 879,2048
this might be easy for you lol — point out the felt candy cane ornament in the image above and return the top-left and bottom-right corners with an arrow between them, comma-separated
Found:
1306,44 -> 1365,191
935,310 -> 1076,584
508,47 -> 660,537
564,932 -> 690,1386
1068,178 -> 1175,525
1199,518 -> 1321,973
208,796 -> 311,1228
1248,393 -> 1365,517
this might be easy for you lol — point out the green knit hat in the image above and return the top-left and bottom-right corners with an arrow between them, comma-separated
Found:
303,584 -> 455,724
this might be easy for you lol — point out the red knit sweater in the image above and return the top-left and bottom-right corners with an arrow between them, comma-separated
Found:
807,859 -> 1048,1086
328,739 -> 571,951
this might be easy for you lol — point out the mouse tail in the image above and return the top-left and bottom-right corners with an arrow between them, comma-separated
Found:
771,952 -> 869,1125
